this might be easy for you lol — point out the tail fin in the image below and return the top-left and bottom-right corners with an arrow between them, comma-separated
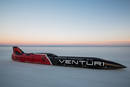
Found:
13,46 -> 24,55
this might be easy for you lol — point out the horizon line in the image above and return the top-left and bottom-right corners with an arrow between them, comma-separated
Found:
0,44 -> 130,47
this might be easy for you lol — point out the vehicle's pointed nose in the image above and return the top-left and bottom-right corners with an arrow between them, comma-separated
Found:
103,60 -> 127,69
112,63 -> 126,69
120,64 -> 126,68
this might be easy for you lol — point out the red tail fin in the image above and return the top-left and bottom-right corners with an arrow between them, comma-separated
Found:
13,46 -> 24,55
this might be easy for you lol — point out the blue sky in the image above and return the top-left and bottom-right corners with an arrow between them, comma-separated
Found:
0,0 -> 130,45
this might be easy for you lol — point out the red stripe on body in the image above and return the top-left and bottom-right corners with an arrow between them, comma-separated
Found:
41,54 -> 52,65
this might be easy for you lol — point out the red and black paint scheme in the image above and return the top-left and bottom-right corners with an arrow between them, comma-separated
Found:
12,46 -> 126,69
